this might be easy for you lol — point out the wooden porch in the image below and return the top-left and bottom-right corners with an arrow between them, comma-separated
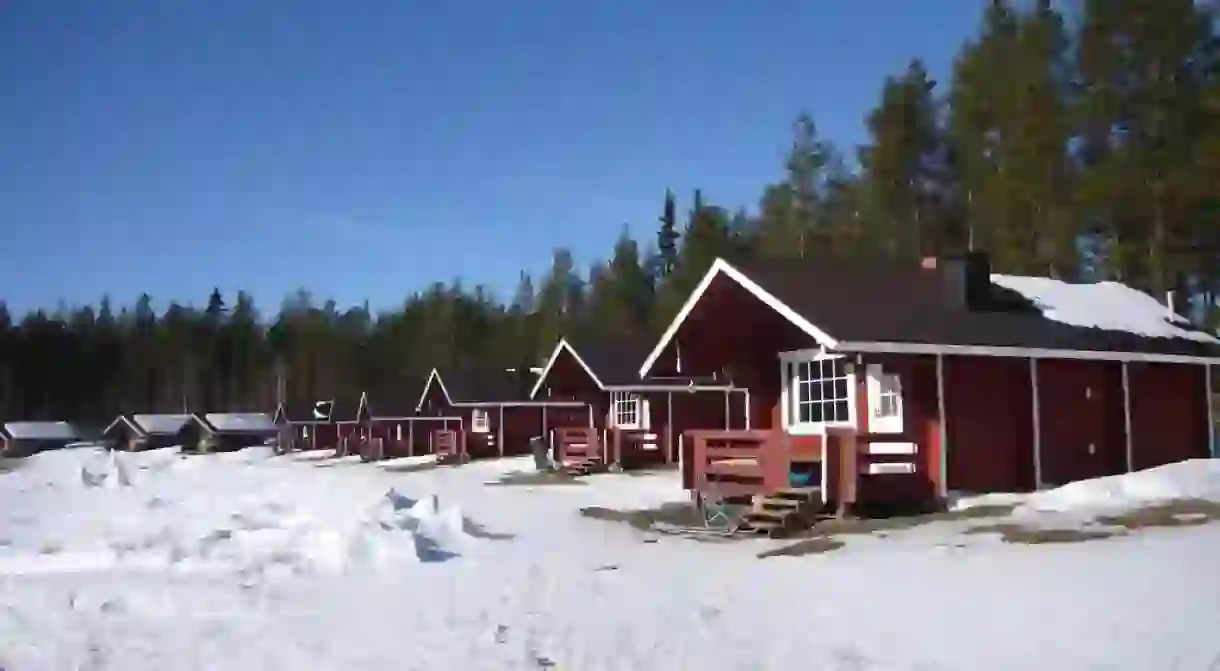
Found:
553,426 -> 673,475
683,427 -> 936,533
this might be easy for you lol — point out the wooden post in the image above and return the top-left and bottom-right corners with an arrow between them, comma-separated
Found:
1208,364 -> 1216,458
1030,358 -> 1043,489
498,405 -> 505,458
1122,362 -> 1134,472
835,429 -> 859,518
666,391 -> 674,464
935,354 -> 948,499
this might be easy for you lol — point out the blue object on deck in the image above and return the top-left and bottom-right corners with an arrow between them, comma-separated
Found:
788,471 -> 813,487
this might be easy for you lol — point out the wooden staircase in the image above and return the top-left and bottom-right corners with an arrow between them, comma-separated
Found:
561,456 -> 608,477
739,486 -> 830,537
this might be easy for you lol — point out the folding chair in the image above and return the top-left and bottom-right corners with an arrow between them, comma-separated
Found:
697,490 -> 739,532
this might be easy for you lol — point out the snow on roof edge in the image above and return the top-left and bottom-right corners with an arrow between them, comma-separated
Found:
991,273 -> 1220,344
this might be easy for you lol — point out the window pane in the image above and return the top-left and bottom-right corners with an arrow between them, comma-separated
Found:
831,358 -> 846,377
833,377 -> 848,400
808,402 -> 823,423
882,374 -> 900,394
797,402 -> 812,423
833,400 -> 850,421
808,381 -> 821,401
821,380 -> 835,400
797,361 -> 810,382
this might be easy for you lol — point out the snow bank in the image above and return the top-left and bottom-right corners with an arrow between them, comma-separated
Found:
1016,459 -> 1220,515
992,274 -> 1218,342
0,446 -> 477,579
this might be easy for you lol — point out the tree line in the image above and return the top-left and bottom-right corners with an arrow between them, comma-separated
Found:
3,0 -> 1218,426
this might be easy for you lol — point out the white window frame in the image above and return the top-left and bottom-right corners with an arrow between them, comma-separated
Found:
779,349 -> 855,435
866,364 -> 904,433
471,409 -> 490,433
610,391 -> 643,430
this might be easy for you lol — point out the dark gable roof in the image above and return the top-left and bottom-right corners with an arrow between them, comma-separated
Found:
330,397 -> 363,422
560,337 -> 730,387
274,401 -> 329,423
560,337 -> 652,387
733,253 -> 1220,358
436,367 -> 535,403
363,381 -> 424,418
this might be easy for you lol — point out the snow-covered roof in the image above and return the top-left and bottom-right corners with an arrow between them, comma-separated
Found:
203,413 -> 277,433
131,414 -> 192,435
991,274 -> 1220,344
3,421 -> 81,440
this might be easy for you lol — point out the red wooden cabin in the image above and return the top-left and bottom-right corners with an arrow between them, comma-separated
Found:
329,396 -> 364,455
414,367 -> 585,462
347,388 -> 459,460
641,251 -> 1220,512
529,337 -> 749,471
271,400 -> 339,451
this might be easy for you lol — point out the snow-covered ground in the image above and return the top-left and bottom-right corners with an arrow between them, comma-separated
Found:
2,446 -> 1220,670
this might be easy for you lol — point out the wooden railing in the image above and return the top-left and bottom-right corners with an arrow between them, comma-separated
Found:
826,428 -> 928,514
554,427 -> 601,465
435,429 -> 465,463
683,427 -> 934,513
685,430 -> 782,499
467,431 -> 498,459
609,427 -> 669,470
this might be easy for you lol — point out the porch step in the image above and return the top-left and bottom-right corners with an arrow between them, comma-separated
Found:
759,498 -> 803,512
563,458 -> 607,477
773,486 -> 821,501
740,488 -> 831,538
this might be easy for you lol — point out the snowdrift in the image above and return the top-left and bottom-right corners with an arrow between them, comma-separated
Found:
0,446 -> 481,578
1016,458 -> 1220,515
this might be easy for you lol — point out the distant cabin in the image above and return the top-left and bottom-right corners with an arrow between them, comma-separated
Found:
177,413 -> 278,454
103,414 -> 193,451
0,421 -> 90,457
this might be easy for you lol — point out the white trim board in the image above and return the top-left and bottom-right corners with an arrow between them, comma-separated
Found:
638,258 -> 840,378
451,401 -> 588,408
602,384 -> 736,392
414,368 -> 456,412
529,338 -> 605,399
836,340 -> 1220,365
103,415 -> 145,437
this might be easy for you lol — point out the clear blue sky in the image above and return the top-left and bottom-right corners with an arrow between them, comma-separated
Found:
1,0 -> 982,317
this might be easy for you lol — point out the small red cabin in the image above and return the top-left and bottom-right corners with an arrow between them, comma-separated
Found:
348,389 -> 445,460
641,252 -> 1220,511
529,337 -> 750,471
271,400 -> 339,452
415,367 -> 585,462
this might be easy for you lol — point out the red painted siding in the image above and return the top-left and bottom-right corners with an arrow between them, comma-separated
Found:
943,356 -> 1034,493
1035,359 -> 1126,486
1128,362 -> 1209,470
